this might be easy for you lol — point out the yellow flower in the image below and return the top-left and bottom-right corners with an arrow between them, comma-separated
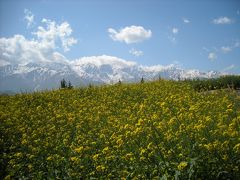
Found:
14,152 -> 23,158
204,143 -> 213,151
233,143 -> 240,153
194,124 -> 205,131
168,118 -> 175,126
227,104 -> 233,109
93,154 -> 99,161
178,153 -> 183,158
177,161 -> 188,170
124,124 -> 130,129
125,131 -> 131,137
96,165 -> 106,172
140,157 -> 146,162
47,156 -> 53,161
125,153 -> 134,161
140,148 -> 146,155
147,142 -> 154,150
91,141 -> 97,145
21,139 -> 27,145
28,164 -> 33,170
222,154 -> 228,161
106,155 -> 115,161
100,134 -> 105,139
70,156 -> 78,162
151,114 -> 158,120
102,147 -> 109,154
36,106 -> 42,111
137,119 -> 144,126
75,146 -> 84,153
139,104 -> 144,111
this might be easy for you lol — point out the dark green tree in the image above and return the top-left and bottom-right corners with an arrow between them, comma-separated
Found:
141,76 -> 144,83
88,83 -> 93,88
68,81 -> 73,89
118,79 -> 122,85
158,74 -> 162,81
60,79 -> 67,88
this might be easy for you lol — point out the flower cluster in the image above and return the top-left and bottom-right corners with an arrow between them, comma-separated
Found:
0,80 -> 239,179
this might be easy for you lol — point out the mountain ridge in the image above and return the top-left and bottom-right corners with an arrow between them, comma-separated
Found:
0,55 -> 223,92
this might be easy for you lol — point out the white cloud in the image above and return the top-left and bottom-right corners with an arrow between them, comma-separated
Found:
183,18 -> 190,24
0,11 -> 77,66
202,41 -> 240,62
33,18 -> 77,51
108,26 -> 152,44
208,52 -> 217,61
172,28 -> 179,34
213,17 -> 233,24
0,17 -> 77,66
73,55 -> 136,69
129,48 -> 143,57
223,64 -> 235,72
167,27 -> 179,44
221,46 -> 232,53
24,9 -> 34,28
0,35 -> 68,66
141,64 -> 176,72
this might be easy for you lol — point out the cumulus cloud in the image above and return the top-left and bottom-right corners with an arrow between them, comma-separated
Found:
0,35 -> 68,66
208,52 -> 217,61
182,18 -> 190,24
172,28 -> 179,34
0,16 -> 77,66
202,41 -> 240,61
213,17 -> 233,24
221,46 -> 232,53
24,9 -> 34,28
33,18 -> 77,52
129,48 -> 143,57
108,26 -> 152,44
73,55 -> 136,68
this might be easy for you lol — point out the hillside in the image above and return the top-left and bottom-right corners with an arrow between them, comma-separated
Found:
1,80 -> 240,179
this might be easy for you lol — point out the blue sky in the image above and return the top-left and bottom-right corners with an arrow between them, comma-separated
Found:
0,0 -> 240,73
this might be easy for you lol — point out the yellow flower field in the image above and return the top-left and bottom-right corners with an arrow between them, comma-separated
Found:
0,80 -> 239,179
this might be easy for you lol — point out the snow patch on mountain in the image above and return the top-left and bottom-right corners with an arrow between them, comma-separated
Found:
0,55 -> 224,92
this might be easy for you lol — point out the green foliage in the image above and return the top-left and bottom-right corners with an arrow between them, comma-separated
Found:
68,81 -> 73,89
60,78 -> 67,89
185,75 -> 240,91
60,79 -> 73,89
0,80 -> 240,179
118,79 -> 122,85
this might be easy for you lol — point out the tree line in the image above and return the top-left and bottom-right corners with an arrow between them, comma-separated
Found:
184,75 -> 240,91
60,79 -> 73,89
60,75 -> 240,91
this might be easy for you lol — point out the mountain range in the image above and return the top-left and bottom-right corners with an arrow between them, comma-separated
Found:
0,55 -> 223,93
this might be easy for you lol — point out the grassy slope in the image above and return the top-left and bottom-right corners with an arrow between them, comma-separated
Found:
1,80 -> 240,179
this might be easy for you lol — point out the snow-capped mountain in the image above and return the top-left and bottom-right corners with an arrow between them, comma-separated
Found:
0,55 -> 223,93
